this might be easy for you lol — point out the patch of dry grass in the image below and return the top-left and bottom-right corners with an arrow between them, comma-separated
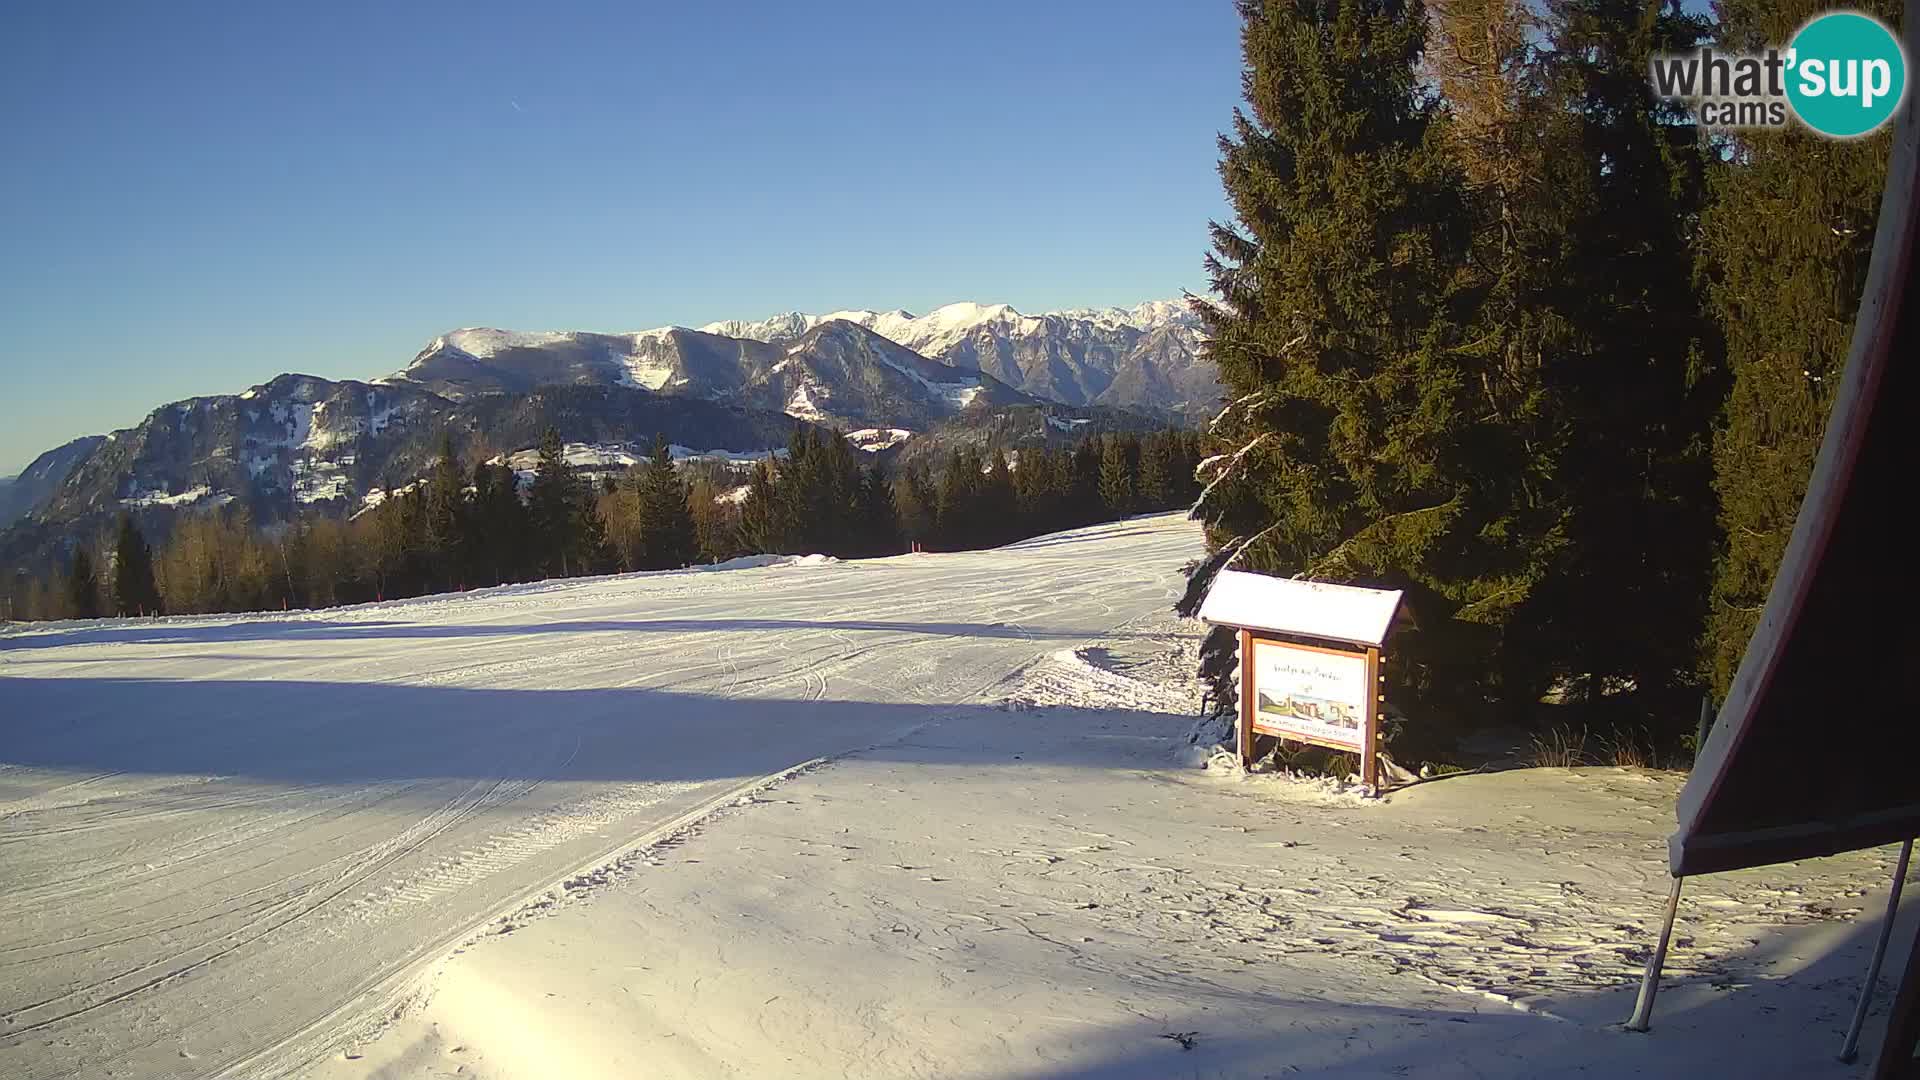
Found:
1525,725 -> 1592,768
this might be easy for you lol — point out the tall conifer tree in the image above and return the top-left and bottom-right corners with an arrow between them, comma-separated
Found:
527,427 -> 589,577
423,434 -> 468,590
470,460 -> 529,586
1138,433 -> 1175,509
68,547 -> 102,619
1190,0 -> 1550,720
111,514 -> 161,616
893,460 -> 938,549
639,432 -> 697,569
1508,0 -> 1720,712
739,458 -> 784,555
1097,436 -> 1136,518
1696,0 -> 1895,698
981,450 -> 1018,546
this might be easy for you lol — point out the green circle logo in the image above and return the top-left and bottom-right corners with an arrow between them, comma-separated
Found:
1786,12 -> 1908,138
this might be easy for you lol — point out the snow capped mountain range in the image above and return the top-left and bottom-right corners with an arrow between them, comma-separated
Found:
0,299 -> 1217,551
700,299 -> 1196,347
385,298 -> 1214,430
390,319 -> 1039,431
694,300 -> 1212,417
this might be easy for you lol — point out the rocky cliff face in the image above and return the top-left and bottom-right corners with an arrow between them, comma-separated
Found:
0,436 -> 105,528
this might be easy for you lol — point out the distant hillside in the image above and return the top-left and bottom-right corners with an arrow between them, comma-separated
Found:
888,404 -> 1165,469
0,436 -> 106,528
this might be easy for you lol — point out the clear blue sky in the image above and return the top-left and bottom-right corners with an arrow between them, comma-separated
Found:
0,1 -> 1243,475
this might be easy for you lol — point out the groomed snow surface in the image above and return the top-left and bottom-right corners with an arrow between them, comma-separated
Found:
0,516 -> 1194,1079
3,513 -> 1912,1079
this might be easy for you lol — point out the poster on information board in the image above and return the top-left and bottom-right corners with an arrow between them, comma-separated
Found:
1248,638 -> 1369,752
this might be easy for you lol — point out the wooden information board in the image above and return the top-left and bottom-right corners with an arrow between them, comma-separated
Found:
1200,571 -> 1401,790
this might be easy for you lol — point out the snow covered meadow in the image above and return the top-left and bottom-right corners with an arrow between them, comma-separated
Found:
1,513 -> 1908,1078
0,516 -> 1195,1077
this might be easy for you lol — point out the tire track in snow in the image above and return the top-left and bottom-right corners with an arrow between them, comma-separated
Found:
213,755 -> 880,1080
0,738 -> 560,1036
0,769 -> 526,1036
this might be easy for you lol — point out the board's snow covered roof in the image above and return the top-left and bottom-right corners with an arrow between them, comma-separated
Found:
1198,569 -> 1402,648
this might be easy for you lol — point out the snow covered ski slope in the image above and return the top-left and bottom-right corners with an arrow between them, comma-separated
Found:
0,514 -> 1203,1079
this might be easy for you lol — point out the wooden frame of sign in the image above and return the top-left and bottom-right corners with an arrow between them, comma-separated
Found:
1199,569 -> 1402,793
1237,630 -> 1381,789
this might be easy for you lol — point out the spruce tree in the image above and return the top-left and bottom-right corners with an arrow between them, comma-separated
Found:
6,571 -> 28,624
1174,430 -> 1205,505
423,434 -> 468,590
739,458 -> 784,554
111,514 -> 161,616
982,450 -> 1018,546
892,460 -> 938,549
1097,436 -> 1136,518
1012,445 -> 1061,535
526,427 -> 589,578
1041,445 -> 1078,530
1512,0 -> 1721,713
1422,0 -> 1722,715
780,428 -> 827,551
1190,0 -> 1549,722
856,466 -> 902,557
470,460 -> 529,586
639,433 -> 696,569
68,547 -> 101,620
935,448 -> 985,550
1068,440 -> 1103,526
810,429 -> 865,556
1696,0 -> 1895,698
1138,433 -> 1175,510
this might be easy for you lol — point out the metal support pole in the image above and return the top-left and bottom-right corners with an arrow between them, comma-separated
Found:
1840,838 -> 1915,1063
1627,876 -> 1685,1032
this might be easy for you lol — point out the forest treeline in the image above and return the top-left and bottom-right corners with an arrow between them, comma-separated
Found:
1179,0 -> 1894,753
13,426 -> 1206,622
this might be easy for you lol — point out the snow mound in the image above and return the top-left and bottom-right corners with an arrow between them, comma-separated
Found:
694,553 -> 836,572
700,554 -> 793,572
1182,711 -> 1237,768
1002,645 -> 1197,716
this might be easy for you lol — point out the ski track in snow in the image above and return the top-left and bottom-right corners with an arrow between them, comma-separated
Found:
0,514 -> 1201,1080
317,616 -> 1904,1080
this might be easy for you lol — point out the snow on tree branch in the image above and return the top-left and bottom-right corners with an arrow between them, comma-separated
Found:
1208,390 -> 1269,433
1188,433 -> 1272,522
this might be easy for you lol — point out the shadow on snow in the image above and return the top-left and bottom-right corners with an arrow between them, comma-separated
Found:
0,617 -> 1149,651
0,676 -> 1186,787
